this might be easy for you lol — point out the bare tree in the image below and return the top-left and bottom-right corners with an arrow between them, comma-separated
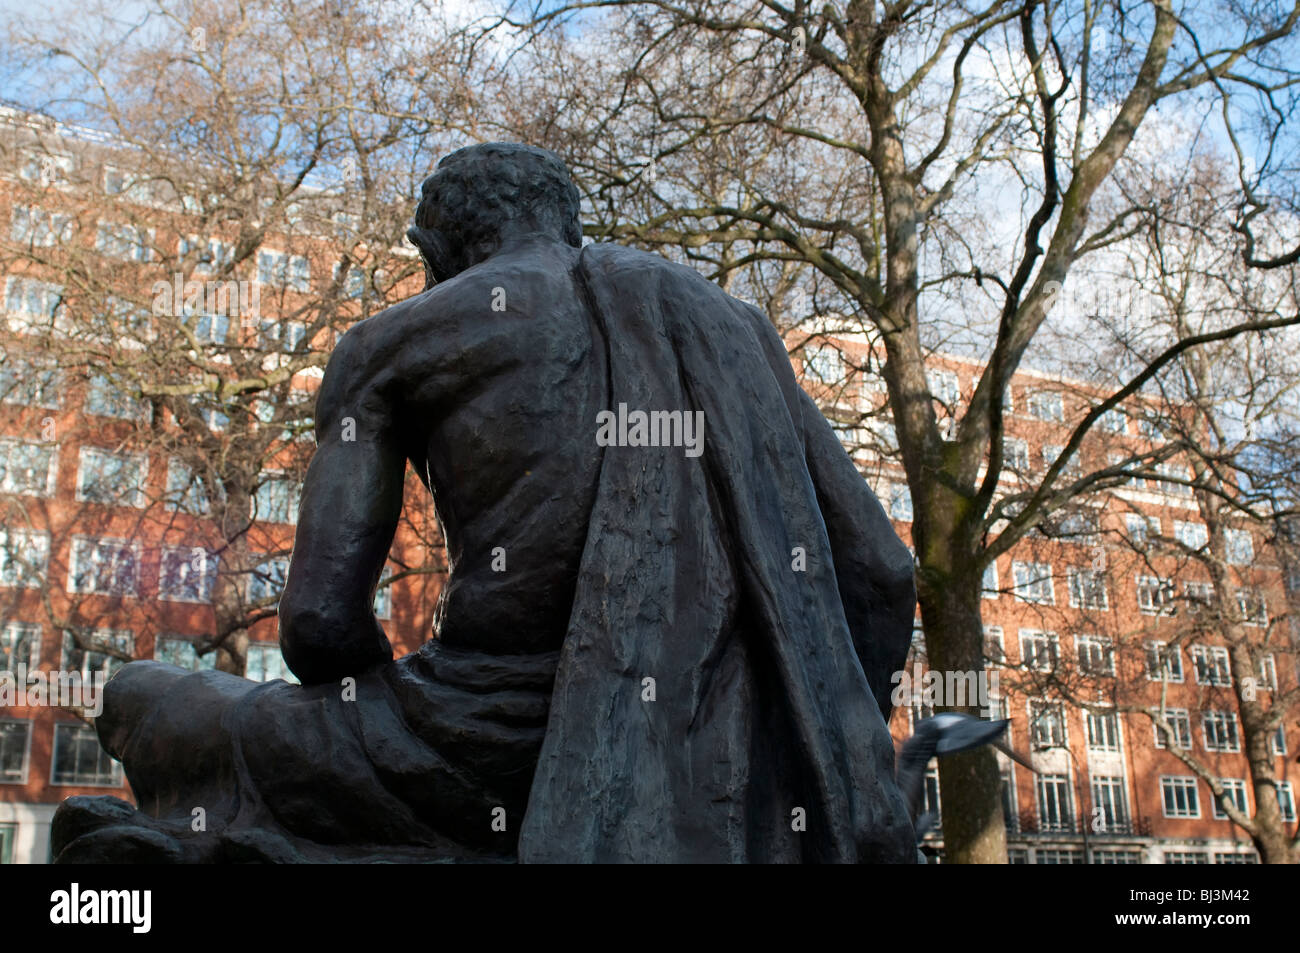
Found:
487,0 -> 1300,862
1,0 -> 481,672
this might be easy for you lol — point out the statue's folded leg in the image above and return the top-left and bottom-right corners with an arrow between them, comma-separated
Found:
52,643 -> 557,863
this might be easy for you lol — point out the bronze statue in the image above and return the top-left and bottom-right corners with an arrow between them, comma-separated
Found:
52,143 -> 918,863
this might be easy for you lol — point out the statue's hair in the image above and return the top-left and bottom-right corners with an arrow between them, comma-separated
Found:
412,143 -> 582,255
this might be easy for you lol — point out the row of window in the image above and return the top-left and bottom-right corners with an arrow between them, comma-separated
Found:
9,205 -> 369,300
0,623 -> 299,684
0,444 -> 301,521
984,625 -> 1278,690
0,536 -> 311,606
1007,848 -> 1258,864
5,276 -> 310,354
984,560 -> 1269,623
919,751 -> 1292,838
808,349 -> 1169,440
1023,696 -> 1287,757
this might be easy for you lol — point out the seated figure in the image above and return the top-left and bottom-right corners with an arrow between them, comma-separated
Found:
52,143 -> 919,863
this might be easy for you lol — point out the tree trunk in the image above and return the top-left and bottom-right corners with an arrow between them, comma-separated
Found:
915,569 -> 1009,864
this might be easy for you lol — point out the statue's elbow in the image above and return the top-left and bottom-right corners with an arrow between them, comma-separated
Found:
278,597 -> 392,685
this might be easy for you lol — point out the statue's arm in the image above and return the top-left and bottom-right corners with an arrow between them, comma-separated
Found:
278,328 -> 404,685
796,386 -> 917,722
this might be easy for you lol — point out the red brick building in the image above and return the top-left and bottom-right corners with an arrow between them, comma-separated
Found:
798,334 -> 1298,863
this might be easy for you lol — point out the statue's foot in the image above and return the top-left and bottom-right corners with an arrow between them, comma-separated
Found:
51,796 -> 185,863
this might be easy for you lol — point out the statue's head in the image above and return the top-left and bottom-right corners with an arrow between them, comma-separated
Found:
408,142 -> 583,288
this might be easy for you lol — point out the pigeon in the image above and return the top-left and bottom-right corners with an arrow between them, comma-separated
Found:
897,712 -> 1035,846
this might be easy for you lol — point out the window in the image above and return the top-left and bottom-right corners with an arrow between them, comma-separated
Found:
1007,848 -> 1030,864
1138,416 -> 1166,440
257,319 -> 307,353
10,206 -> 73,247
1050,508 -> 1097,543
0,529 -> 50,589
1077,634 -> 1114,675
1152,708 -> 1192,749
0,439 -> 57,497
181,310 -> 230,346
179,236 -> 234,273
1029,700 -> 1067,749
1272,724 -> 1287,756
158,547 -> 219,603
1020,630 -> 1060,672
1067,569 -> 1108,610
76,447 -> 148,508
1153,462 -> 1193,497
373,568 -> 394,620
1214,852 -> 1259,864
1224,529 -> 1254,566
1234,588 -> 1267,627
1259,654 -> 1277,691
5,277 -> 65,331
1,719 -> 33,784
1035,774 -> 1073,831
1173,520 -> 1208,550
67,537 -> 140,596
1144,642 -> 1185,681
165,459 -> 210,515
95,222 -> 153,261
1035,847 -> 1085,864
1202,711 -> 1240,752
1183,581 -> 1214,614
1213,779 -> 1248,819
1042,444 -> 1080,477
1094,849 -> 1142,864
1136,575 -> 1174,615
1125,513 -> 1160,548
803,345 -> 844,384
17,150 -> 73,184
1012,562 -> 1054,604
1000,767 -> 1017,833
51,723 -> 122,786
1086,710 -> 1121,751
102,166 -> 153,203
929,369 -> 960,408
981,561 -> 999,599
257,251 -> 311,291
1002,438 -> 1030,473
84,374 -> 143,420
1191,645 -> 1232,686
888,483 -> 913,521
0,357 -> 60,408
1161,776 -> 1200,818
247,555 -> 290,606
1026,389 -> 1064,422
154,636 -> 217,672
0,621 -> 41,670
866,418 -> 899,455
333,262 -> 367,299
1166,851 -> 1210,864
921,764 -> 941,821
61,629 -> 133,681
1091,775 -> 1130,832
1278,782 -> 1296,822
253,473 -> 301,524
1099,408 -> 1128,434
983,626 -> 1005,665
246,642 -> 298,684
